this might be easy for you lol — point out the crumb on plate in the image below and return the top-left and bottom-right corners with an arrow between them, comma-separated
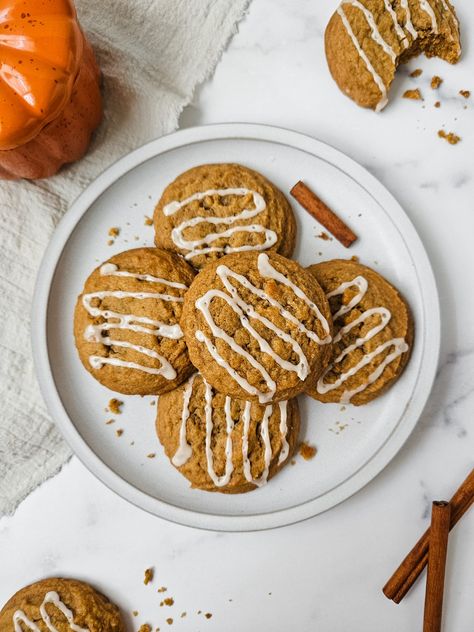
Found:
108,398 -> 123,414
299,442 -> 317,461
403,88 -> 422,100
438,129 -> 461,145
144,567 -> 154,585
431,76 -> 443,89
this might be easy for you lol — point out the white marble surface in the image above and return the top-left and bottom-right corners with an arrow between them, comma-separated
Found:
1,0 -> 474,630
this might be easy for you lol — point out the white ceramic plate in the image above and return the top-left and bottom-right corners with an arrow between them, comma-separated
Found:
32,124 -> 439,531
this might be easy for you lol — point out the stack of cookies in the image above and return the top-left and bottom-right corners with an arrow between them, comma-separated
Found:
74,163 -> 413,494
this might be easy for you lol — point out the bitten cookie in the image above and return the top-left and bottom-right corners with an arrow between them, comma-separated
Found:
181,251 -> 333,403
325,0 -> 461,111
0,577 -> 125,632
154,163 -> 296,269
74,247 -> 195,396
157,373 -> 300,493
305,259 -> 413,405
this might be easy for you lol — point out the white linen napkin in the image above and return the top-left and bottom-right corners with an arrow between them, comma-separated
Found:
0,0 -> 250,516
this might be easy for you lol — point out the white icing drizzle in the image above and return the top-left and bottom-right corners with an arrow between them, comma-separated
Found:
171,375 -> 290,487
162,188 -> 277,261
400,0 -> 418,39
383,0 -> 409,48
82,264 -> 187,379
13,591 -> 89,632
194,253 -> 331,403
204,382 -> 235,487
342,0 -> 397,62
242,401 -> 273,487
317,275 -> 409,403
337,5 -> 389,112
419,0 -> 438,32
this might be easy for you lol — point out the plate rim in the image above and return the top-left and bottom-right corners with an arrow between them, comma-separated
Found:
32,122 -> 440,531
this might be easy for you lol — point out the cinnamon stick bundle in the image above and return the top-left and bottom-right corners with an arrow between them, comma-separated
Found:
423,501 -> 451,632
383,468 -> 474,603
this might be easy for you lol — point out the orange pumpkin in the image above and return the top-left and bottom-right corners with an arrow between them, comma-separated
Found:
0,0 -> 102,179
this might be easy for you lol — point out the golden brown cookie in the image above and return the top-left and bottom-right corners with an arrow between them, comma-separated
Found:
74,248 -> 195,396
305,259 -> 414,405
181,251 -> 333,403
325,0 -> 461,111
153,163 -> 296,269
156,373 -> 300,493
0,577 -> 125,632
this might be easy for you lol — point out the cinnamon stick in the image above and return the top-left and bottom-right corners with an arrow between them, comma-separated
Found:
423,501 -> 451,632
290,181 -> 357,248
383,468 -> 474,603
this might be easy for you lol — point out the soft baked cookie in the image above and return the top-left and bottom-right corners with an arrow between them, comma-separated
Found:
181,251 -> 333,403
154,163 -> 296,269
157,373 -> 300,493
0,577 -> 125,632
74,248 -> 195,395
305,259 -> 413,405
325,0 -> 461,111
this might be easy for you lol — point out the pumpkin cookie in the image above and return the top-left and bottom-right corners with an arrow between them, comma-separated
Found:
0,577 -> 125,632
305,259 -> 413,405
181,251 -> 333,403
157,373 -> 300,493
74,248 -> 195,396
154,163 -> 296,269
325,0 -> 461,111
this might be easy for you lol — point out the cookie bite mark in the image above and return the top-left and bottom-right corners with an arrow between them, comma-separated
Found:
154,164 -> 296,270
74,248 -> 195,395
306,260 -> 413,405
157,374 -> 299,493
183,252 -> 332,403
326,0 -> 461,111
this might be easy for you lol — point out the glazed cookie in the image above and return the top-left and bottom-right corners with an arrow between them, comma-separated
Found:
0,577 -> 125,632
154,163 -> 296,269
305,259 -> 413,405
74,248 -> 195,395
325,0 -> 461,111
181,251 -> 333,403
157,373 -> 300,493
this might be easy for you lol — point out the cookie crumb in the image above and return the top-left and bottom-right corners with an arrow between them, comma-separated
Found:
290,459 -> 296,466
431,76 -> 443,89
350,255 -> 359,263
318,231 -> 331,241
163,598 -> 174,607
150,400 -> 156,406
197,611 -> 202,615
459,90 -> 470,99
134,236 -> 140,241
144,567 -> 154,585
107,239 -> 114,246
165,619 -> 173,626
115,429 -> 124,437
438,130 -> 461,145
157,586 -> 167,593
403,88 -> 422,100
108,398 -> 123,414
105,418 -> 115,425
299,442 -> 317,461
147,453 -> 156,459
108,226 -> 120,238
180,612 -> 187,619
132,611 -> 139,617
409,68 -> 422,78
205,613 -> 212,619
138,625 -> 151,632
434,101 -> 441,108
144,216 -> 154,225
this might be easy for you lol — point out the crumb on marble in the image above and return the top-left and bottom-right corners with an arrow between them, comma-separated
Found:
108,398 -> 123,414
144,567 -> 154,585
157,586 -> 167,593
205,613 -> 212,619
290,459 -> 296,466
144,216 -> 154,226
166,619 -> 173,626
134,236 -> 140,241
403,88 -> 422,100
350,256 -> 359,263
132,611 -> 139,617
105,418 -> 115,425
147,453 -> 156,459
434,101 -> 441,108
163,598 -> 174,607
409,68 -> 422,77
150,400 -> 156,406
107,239 -> 114,246
299,442 -> 317,461
459,90 -> 470,99
115,429 -> 123,437
138,625 -> 151,632
180,612 -> 186,618
431,76 -> 443,89
438,130 -> 461,145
